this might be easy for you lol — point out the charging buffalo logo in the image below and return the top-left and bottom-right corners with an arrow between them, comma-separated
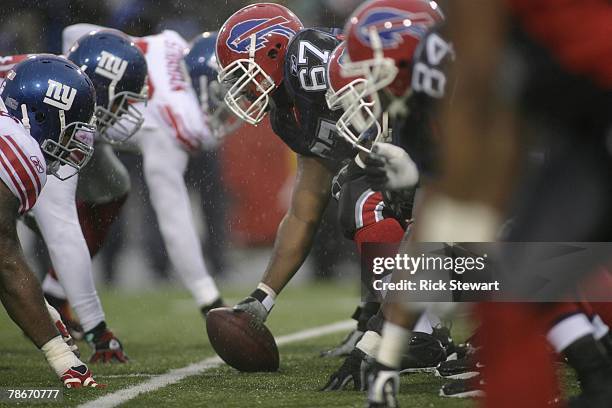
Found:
357,8 -> 435,48
226,17 -> 296,54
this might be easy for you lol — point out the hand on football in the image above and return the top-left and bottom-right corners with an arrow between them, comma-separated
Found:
233,296 -> 269,324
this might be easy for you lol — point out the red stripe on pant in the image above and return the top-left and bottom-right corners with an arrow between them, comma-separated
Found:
360,191 -> 384,228
77,194 -> 128,258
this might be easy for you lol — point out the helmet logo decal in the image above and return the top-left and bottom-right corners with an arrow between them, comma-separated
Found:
226,16 -> 296,54
357,8 -> 435,48
43,79 -> 76,111
95,50 -> 128,82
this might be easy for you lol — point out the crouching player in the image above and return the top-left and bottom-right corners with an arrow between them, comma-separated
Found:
0,54 -> 102,387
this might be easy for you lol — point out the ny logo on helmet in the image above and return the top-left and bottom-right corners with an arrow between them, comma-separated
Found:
226,16 -> 296,54
95,50 -> 128,82
357,8 -> 436,48
43,79 -> 76,111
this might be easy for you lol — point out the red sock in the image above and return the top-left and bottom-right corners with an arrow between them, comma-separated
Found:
353,218 -> 405,253
77,194 -> 127,258
478,303 -> 559,408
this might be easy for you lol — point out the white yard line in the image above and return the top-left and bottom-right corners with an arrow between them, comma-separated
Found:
79,320 -> 354,408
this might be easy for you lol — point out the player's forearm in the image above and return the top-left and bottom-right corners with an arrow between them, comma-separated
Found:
0,244 -> 58,348
260,212 -> 320,294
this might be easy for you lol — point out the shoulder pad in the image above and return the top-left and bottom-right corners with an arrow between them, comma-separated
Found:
284,28 -> 341,101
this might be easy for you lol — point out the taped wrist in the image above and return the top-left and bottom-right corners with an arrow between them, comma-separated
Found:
41,336 -> 82,377
250,283 -> 277,313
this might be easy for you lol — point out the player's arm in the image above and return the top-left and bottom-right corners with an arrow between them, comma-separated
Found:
0,182 -> 59,348
416,0 -> 518,241
235,154 -> 333,321
262,154 -> 333,291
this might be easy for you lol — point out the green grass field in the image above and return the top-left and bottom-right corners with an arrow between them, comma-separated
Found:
0,283 -> 483,407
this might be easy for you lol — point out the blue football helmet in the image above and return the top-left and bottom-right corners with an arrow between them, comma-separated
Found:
67,29 -> 148,143
0,54 -> 96,180
184,31 -> 242,141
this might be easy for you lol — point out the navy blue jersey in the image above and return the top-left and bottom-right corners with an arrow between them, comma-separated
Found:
393,24 -> 454,176
269,28 -> 356,163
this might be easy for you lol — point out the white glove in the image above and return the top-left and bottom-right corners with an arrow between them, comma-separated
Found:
368,143 -> 419,190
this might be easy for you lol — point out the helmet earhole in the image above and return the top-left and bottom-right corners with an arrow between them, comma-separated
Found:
35,111 -> 46,123
268,49 -> 279,59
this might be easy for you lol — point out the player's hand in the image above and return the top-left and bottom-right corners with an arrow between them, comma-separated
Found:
233,296 -> 268,324
367,362 -> 400,408
60,364 -> 106,389
88,330 -> 128,363
365,143 -> 419,191
321,348 -> 371,391
320,329 -> 364,358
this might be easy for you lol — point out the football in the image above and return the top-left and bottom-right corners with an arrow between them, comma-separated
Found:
206,307 -> 279,372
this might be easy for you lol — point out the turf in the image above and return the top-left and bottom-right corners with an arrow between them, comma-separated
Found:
1,282 -> 572,407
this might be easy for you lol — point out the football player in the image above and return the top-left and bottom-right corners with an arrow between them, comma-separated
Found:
0,54 -> 102,388
184,31 -> 244,142
25,30 -> 147,363
38,23 -> 226,331
321,34 -> 460,393
424,1 -> 612,407
215,3 -> 412,348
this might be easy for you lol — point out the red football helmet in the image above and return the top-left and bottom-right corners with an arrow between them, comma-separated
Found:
342,0 -> 443,126
326,42 -> 380,153
216,3 -> 303,125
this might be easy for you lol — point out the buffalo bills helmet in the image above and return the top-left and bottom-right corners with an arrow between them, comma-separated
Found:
326,42 -> 381,152
216,3 -> 303,125
342,0 -> 443,130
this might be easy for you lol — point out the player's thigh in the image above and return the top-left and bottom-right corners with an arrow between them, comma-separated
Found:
139,126 -> 189,191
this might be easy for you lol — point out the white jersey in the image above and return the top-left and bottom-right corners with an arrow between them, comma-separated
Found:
0,111 -> 47,213
62,24 -> 213,151
0,55 -> 29,85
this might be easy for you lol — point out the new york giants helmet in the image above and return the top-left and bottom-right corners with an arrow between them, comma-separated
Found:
67,29 -> 148,143
184,31 -> 243,140
342,0 -> 443,130
216,3 -> 303,125
0,54 -> 96,180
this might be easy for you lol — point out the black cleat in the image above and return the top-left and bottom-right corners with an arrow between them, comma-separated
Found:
436,354 -> 482,380
432,326 -> 457,360
400,332 -> 447,374
440,374 -> 485,399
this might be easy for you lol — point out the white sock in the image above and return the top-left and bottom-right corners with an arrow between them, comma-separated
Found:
591,314 -> 610,340
413,312 -> 433,334
356,330 -> 381,357
547,313 -> 594,353
41,336 -> 82,377
377,322 -> 411,369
